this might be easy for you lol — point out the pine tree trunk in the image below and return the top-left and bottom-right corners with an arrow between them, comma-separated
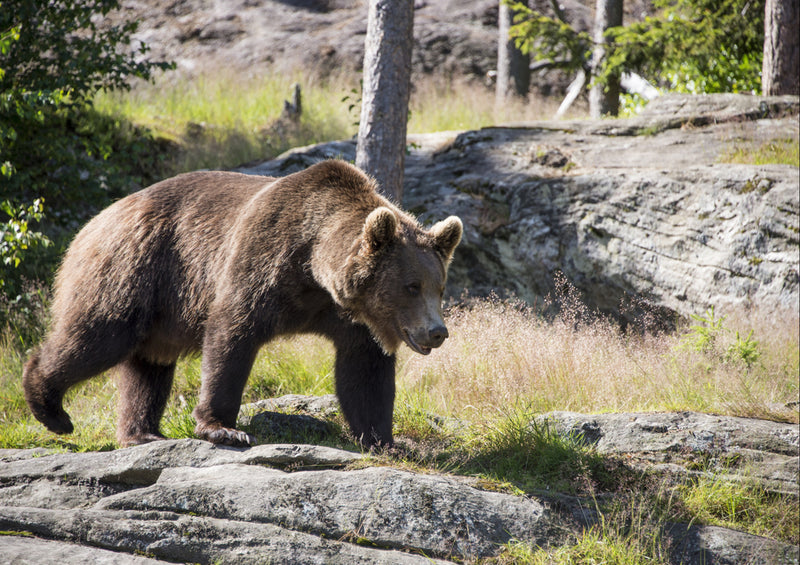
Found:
589,0 -> 623,118
496,0 -> 531,104
355,0 -> 414,203
762,0 -> 800,95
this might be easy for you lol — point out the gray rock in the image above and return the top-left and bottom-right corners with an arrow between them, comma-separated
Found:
1,412 -> 797,564
535,411 -> 800,495
95,464 -> 552,559
0,508 -> 451,565
0,535 -> 165,564
667,524 -> 800,565
103,0 -> 500,83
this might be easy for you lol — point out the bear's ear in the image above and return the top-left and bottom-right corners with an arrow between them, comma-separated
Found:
430,216 -> 463,262
363,207 -> 397,252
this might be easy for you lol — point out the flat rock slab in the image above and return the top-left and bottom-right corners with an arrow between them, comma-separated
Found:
536,411 -> 800,495
0,438 -> 552,563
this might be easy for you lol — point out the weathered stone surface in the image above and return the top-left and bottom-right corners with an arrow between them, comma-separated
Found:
1,411 -> 797,564
536,411 -> 800,495
104,0 -> 500,82
0,438 -> 550,563
239,94 -> 800,320
668,524 -> 800,565
1,535 -> 165,565
242,393 -> 340,417
96,464 -> 552,559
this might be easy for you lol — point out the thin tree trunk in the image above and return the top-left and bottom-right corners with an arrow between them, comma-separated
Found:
589,0 -> 623,117
355,0 -> 414,203
496,0 -> 530,104
762,0 -> 800,95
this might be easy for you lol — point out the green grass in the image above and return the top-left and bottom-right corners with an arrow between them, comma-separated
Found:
91,70 -> 565,177
720,138 -> 800,166
2,294 -> 798,561
93,70 -> 358,174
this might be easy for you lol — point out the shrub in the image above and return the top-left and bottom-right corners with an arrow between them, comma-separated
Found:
0,0 -> 172,326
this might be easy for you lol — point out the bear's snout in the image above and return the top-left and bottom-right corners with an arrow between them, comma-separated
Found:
428,324 -> 449,348
404,323 -> 449,355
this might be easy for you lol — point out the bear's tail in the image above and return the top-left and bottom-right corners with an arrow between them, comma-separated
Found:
22,348 -> 74,435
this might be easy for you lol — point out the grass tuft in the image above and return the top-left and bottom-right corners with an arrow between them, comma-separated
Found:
720,138 -> 800,166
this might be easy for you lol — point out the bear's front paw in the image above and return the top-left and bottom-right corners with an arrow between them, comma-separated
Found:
196,424 -> 256,447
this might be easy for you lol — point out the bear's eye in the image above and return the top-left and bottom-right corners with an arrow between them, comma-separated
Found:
406,283 -> 421,297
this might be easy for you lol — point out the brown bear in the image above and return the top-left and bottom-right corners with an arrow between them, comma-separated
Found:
22,160 -> 462,448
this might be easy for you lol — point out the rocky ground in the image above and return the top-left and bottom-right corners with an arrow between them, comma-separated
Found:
1,396 -> 798,564
108,0 -> 650,92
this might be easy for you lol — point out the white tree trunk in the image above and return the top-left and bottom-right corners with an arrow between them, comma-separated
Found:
356,0 -> 414,203
589,0 -> 623,117
496,0 -> 530,104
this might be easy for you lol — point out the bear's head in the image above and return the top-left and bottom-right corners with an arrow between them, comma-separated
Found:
337,207 -> 462,355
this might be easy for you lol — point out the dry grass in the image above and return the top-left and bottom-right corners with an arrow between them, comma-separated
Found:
396,291 -> 799,426
408,77 -> 572,134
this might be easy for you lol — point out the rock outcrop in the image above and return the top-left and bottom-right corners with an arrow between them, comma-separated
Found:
1,401 -> 798,564
240,93 -> 800,321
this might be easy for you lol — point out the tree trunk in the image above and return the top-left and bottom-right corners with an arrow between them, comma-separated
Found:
762,0 -> 800,95
589,0 -> 623,118
355,0 -> 414,203
496,0 -> 530,104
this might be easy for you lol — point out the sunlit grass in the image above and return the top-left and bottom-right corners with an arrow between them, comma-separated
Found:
93,70 -> 359,173
395,297 -> 799,427
720,138 -> 800,166
92,70 -> 571,177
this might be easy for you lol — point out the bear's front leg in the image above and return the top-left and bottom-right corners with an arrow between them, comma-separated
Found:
193,331 -> 259,447
332,324 -> 396,448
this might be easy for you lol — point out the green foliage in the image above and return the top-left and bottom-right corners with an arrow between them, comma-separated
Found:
601,0 -> 764,94
679,307 -> 726,353
1,0 -> 168,101
677,307 -> 763,368
726,330 -> 761,368
506,1 -> 590,75
508,0 -> 765,96
1,199 -> 51,273
0,0 -> 173,322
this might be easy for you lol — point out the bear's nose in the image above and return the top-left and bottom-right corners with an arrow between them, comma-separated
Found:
428,325 -> 449,348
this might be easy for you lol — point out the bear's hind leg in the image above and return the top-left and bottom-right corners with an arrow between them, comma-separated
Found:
116,355 -> 176,447
23,349 -> 74,435
23,329 -> 133,436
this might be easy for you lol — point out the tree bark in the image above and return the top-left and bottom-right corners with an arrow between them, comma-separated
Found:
496,0 -> 530,104
589,0 -> 623,118
762,0 -> 800,95
355,0 -> 414,203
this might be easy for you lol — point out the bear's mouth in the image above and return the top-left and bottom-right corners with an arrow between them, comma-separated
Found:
403,330 -> 432,355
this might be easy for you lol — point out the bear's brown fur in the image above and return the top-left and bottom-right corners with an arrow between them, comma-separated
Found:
23,160 -> 462,447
